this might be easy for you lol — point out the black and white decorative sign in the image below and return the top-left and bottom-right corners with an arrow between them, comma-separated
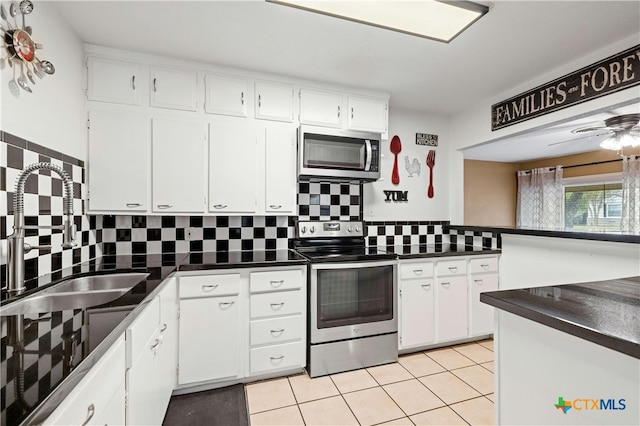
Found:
416,133 -> 438,146
383,190 -> 408,202
492,44 -> 640,131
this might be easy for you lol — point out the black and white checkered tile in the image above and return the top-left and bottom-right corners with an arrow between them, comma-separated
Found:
297,181 -> 361,221
1,132 -> 101,288
365,221 -> 449,246
447,228 -> 501,249
99,215 -> 295,254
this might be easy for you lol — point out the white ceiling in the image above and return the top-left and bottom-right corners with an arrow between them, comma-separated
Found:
52,0 -> 640,161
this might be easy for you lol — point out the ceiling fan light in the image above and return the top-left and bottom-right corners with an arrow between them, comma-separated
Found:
600,131 -> 640,150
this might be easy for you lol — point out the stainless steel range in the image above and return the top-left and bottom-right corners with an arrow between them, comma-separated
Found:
293,220 -> 398,377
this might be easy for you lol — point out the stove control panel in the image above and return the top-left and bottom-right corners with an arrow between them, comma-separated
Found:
297,221 -> 364,238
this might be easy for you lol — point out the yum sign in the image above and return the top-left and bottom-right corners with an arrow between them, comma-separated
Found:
491,44 -> 640,131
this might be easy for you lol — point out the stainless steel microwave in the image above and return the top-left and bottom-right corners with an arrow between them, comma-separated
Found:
298,125 -> 381,181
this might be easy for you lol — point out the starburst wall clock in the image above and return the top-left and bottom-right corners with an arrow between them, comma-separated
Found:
1,0 -> 55,93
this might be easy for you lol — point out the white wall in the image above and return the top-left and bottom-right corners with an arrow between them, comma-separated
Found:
0,1 -> 85,160
448,34 -> 640,224
364,107 -> 450,221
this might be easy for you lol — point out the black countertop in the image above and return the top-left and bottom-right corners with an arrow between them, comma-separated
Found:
480,276 -> 640,359
385,244 -> 500,259
446,224 -> 640,244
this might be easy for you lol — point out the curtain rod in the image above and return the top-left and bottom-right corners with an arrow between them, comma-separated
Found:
520,155 -> 640,173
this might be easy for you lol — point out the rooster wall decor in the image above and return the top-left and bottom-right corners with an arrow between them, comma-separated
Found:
404,156 -> 421,177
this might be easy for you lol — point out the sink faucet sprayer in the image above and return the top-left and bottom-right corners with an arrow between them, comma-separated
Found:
6,162 -> 77,296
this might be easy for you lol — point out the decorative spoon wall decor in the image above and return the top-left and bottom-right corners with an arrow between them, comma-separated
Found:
1,0 -> 55,93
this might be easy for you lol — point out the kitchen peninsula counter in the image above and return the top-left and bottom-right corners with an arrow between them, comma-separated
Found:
483,276 -> 640,425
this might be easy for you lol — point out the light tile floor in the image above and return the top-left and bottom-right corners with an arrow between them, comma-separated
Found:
246,339 -> 495,426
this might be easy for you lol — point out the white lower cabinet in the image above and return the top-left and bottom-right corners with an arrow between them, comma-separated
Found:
178,273 -> 242,384
398,254 -> 499,351
176,266 -> 306,389
126,279 -> 177,425
45,335 -> 126,425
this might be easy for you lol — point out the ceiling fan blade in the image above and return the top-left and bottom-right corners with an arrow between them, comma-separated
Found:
547,131 -> 612,146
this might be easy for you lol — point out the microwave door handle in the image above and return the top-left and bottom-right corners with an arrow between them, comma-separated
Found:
364,139 -> 372,171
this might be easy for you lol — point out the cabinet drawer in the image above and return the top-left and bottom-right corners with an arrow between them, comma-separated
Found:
469,257 -> 498,274
437,259 -> 467,276
250,290 -> 304,319
250,269 -> 303,293
250,341 -> 305,374
400,262 -> 434,280
250,315 -> 304,346
179,274 -> 240,298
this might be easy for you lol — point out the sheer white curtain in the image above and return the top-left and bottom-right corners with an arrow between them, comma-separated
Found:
621,156 -> 640,234
516,166 -> 564,229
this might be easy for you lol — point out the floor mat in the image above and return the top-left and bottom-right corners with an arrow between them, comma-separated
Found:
162,384 -> 249,426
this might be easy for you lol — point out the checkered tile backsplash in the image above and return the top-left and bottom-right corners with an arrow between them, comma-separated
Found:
365,221 -> 449,247
1,132 -> 101,287
447,228 -> 501,250
297,181 -> 361,221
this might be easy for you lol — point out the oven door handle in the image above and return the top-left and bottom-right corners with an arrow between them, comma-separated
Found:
311,259 -> 398,270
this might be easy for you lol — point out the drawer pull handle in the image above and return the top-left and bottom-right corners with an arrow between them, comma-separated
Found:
269,204 -> 282,209
150,338 -> 160,350
481,264 -> 490,269
80,404 -> 95,426
270,302 -> 285,310
126,203 -> 141,208
270,355 -> 285,361
448,267 -> 458,272
270,328 -> 285,336
412,269 -> 423,275
131,75 -> 136,90
474,279 -> 483,284
219,301 -> 235,308
202,284 -> 219,292
213,204 -> 227,209
270,280 -> 284,288
441,282 -> 451,288
160,323 -> 168,332
241,91 -> 244,105
157,204 -> 173,209
421,284 -> 431,289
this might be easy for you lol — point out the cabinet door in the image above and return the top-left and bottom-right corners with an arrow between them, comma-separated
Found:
399,279 -> 435,349
469,273 -> 499,336
178,296 -> 241,384
158,278 -> 178,416
152,117 -> 206,213
436,276 -> 468,342
264,125 -> 296,214
88,110 -> 148,212
205,74 -> 249,117
209,119 -> 257,213
45,335 -> 126,425
87,57 -> 141,105
299,88 -> 342,128
255,81 -> 294,122
150,66 -> 198,111
347,96 -> 388,133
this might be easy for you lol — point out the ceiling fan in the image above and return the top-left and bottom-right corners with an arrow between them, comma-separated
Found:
548,113 -> 640,148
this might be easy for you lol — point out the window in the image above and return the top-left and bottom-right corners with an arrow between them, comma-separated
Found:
564,180 -> 623,233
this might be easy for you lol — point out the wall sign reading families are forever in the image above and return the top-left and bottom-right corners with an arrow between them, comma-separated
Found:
491,44 -> 640,131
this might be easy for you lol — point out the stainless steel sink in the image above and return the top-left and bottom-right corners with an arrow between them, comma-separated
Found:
0,272 -> 149,316
42,272 -> 150,294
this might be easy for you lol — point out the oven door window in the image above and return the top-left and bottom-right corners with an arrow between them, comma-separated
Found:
316,265 -> 393,328
304,136 -> 366,170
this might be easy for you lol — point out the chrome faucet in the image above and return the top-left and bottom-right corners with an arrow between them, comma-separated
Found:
6,162 -> 77,296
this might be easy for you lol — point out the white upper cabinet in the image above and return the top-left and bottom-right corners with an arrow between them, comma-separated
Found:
88,110 -> 148,212
299,88 -> 343,128
347,95 -> 388,133
151,117 -> 207,213
255,81 -> 295,122
205,74 -> 249,117
264,125 -> 297,214
209,118 -> 258,213
87,56 -> 142,105
150,66 -> 198,111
